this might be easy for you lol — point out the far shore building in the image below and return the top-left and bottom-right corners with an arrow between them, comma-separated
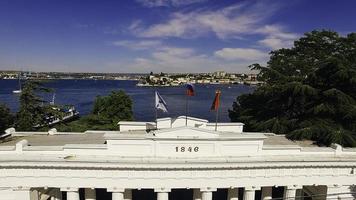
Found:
0,116 -> 355,200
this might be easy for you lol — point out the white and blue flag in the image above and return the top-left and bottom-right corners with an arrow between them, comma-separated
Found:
155,91 -> 168,112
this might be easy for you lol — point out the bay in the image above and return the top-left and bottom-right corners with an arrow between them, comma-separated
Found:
0,79 -> 254,122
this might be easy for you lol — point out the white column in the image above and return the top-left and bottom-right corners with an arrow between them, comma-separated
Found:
61,188 -> 79,200
327,185 -> 340,200
227,188 -> 239,200
261,187 -> 272,200
155,188 -> 171,200
124,189 -> 132,200
85,188 -> 96,200
113,192 -> 124,200
284,188 -> 296,199
284,185 -> 302,200
157,192 -> 169,200
108,188 -> 125,200
243,186 -> 259,200
326,185 -> 354,200
295,189 -> 303,200
201,188 -> 216,200
67,191 -> 80,200
201,191 -> 212,200
13,187 -> 31,200
31,188 -> 40,200
193,189 -> 202,200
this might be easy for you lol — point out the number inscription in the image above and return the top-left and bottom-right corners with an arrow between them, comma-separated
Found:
175,146 -> 199,152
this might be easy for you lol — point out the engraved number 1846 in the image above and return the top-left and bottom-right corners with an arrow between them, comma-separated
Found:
175,146 -> 199,152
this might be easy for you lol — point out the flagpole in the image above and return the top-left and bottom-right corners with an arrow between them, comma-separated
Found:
185,94 -> 188,126
214,89 -> 221,131
215,104 -> 219,131
155,90 -> 158,130
155,105 -> 158,130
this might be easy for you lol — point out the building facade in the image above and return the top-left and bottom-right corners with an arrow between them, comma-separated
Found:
0,116 -> 355,200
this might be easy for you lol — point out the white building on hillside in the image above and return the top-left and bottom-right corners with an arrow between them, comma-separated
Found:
0,116 -> 355,200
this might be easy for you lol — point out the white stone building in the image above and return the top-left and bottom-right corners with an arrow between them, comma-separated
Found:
0,116 -> 355,200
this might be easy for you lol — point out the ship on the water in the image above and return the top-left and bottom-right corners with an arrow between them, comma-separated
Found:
34,93 -> 79,128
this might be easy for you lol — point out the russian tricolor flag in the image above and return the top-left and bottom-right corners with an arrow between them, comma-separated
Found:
186,83 -> 195,96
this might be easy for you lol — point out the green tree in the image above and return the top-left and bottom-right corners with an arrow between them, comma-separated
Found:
92,90 -> 133,123
55,90 -> 133,132
229,30 -> 356,147
16,80 -> 61,131
0,104 -> 13,134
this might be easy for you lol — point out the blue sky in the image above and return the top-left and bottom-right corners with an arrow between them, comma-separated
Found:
0,0 -> 355,73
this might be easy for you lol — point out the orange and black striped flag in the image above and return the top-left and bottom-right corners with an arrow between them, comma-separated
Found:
210,90 -> 221,111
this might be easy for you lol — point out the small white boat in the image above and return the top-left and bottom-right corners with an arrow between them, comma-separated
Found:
12,90 -> 22,94
12,73 -> 22,94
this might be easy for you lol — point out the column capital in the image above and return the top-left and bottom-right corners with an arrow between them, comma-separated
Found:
327,184 -> 342,188
107,187 -> 125,193
286,185 -> 303,190
200,187 -> 217,192
12,186 -> 31,191
60,187 -> 79,192
244,186 -> 260,191
154,188 -> 171,193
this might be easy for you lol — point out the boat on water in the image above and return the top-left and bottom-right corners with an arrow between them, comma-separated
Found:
44,106 -> 79,126
34,93 -> 79,128
12,73 -> 22,94
12,90 -> 21,94
136,81 -> 182,87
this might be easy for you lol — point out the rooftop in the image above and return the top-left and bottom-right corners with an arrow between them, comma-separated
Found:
0,133 -> 106,146
0,118 -> 355,166
0,129 -> 315,148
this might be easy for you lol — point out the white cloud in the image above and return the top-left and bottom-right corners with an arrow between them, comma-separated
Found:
214,48 -> 268,61
107,46 -> 267,73
136,0 -> 207,7
257,25 -> 298,40
132,1 -> 281,39
257,25 -> 299,49
129,20 -> 143,32
153,46 -> 195,57
259,38 -> 289,50
130,1 -> 299,50
112,40 -> 162,50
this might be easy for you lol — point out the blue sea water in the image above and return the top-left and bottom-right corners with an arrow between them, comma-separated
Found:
0,79 -> 254,122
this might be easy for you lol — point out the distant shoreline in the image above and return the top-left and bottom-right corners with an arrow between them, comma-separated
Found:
0,78 -> 262,86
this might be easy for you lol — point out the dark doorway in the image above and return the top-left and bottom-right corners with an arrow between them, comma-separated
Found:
272,186 -> 285,199
213,188 -> 228,200
169,189 -> 193,200
133,189 -> 156,200
97,189 -> 112,200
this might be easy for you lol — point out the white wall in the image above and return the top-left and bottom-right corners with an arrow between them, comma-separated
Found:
118,116 -> 244,133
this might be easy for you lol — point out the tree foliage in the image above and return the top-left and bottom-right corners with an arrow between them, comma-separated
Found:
55,90 -> 133,132
0,103 -> 13,134
229,30 -> 356,147
16,80 -> 62,131
92,90 -> 133,121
